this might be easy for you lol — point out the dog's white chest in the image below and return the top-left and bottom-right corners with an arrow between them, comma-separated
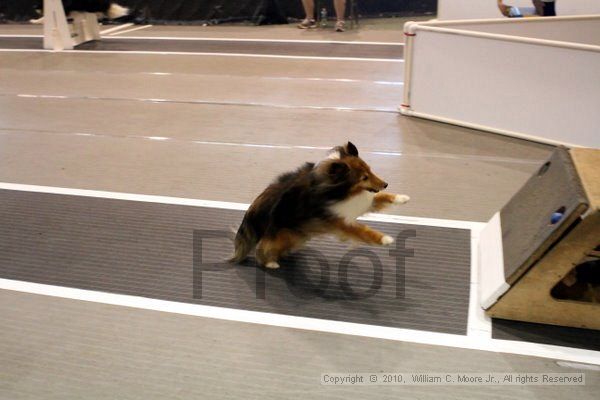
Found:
330,191 -> 375,221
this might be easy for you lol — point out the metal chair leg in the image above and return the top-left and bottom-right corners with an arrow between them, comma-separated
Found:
350,0 -> 359,29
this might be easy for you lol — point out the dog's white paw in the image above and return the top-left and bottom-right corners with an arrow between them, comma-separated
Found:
394,194 -> 410,205
380,235 -> 394,245
265,261 -> 280,269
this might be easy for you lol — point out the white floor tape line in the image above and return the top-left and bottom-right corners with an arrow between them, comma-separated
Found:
99,23 -> 133,35
0,182 -> 481,230
108,25 -> 152,36
0,278 -> 597,365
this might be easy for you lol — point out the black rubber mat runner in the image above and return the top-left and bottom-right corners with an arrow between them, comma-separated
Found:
492,319 -> 600,352
0,37 -> 404,59
0,190 -> 469,334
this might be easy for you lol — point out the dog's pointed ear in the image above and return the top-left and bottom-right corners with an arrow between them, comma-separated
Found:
328,161 -> 349,177
345,142 -> 359,157
327,142 -> 359,159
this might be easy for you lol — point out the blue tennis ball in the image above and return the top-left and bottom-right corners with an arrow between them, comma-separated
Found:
551,212 -> 563,224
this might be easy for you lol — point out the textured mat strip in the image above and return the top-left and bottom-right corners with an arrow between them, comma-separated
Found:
0,37 -> 403,59
0,190 -> 469,334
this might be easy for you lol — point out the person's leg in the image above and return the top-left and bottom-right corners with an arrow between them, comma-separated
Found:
298,0 -> 316,29
333,0 -> 346,21
532,0 -> 544,15
497,0 -> 511,17
334,0 -> 346,31
301,0 -> 315,20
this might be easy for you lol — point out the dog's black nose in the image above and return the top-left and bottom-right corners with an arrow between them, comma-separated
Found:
383,182 -> 388,189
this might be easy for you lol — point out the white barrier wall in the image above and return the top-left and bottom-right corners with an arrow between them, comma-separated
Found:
438,0 -> 600,20
401,16 -> 600,148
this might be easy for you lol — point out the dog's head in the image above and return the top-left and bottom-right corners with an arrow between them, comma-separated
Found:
322,142 -> 388,193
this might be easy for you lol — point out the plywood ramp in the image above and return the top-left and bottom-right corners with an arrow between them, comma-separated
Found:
487,148 -> 600,330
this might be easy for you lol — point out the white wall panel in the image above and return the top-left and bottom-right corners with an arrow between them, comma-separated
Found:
402,17 -> 600,147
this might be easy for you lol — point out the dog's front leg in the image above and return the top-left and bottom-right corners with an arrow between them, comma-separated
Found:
370,193 -> 410,212
332,219 -> 394,246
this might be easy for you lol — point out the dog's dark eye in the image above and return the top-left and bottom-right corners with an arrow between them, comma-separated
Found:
362,176 -> 368,181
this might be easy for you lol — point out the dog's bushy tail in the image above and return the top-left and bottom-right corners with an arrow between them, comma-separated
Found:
230,217 -> 259,263
107,3 -> 130,19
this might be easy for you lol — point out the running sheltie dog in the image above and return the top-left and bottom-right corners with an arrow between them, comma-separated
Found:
30,1 -> 129,24
232,142 -> 410,269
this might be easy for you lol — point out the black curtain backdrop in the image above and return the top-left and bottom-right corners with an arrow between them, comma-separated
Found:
1,0 -> 436,24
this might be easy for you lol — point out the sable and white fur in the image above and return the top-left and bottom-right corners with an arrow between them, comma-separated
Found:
231,142 -> 410,269
31,1 -> 129,24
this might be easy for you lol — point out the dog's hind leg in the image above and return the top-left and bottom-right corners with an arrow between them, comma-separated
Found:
256,230 -> 305,269
370,193 -> 410,212
332,219 -> 394,246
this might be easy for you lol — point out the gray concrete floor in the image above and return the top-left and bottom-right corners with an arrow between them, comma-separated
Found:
0,20 -> 591,399
0,290 -> 598,400
0,44 -> 552,222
